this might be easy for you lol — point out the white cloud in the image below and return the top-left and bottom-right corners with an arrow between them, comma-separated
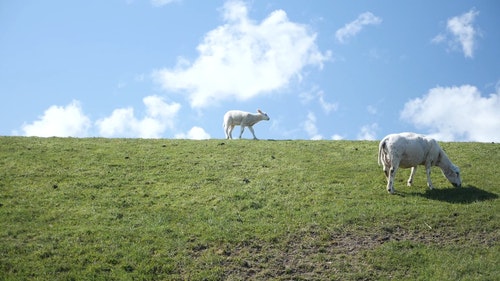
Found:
302,112 -> 323,140
335,12 -> 382,44
431,33 -> 446,44
432,9 -> 479,58
96,95 -> 181,138
401,85 -> 500,142
154,0 -> 330,108
331,134 -> 344,140
299,90 -> 315,104
300,88 -> 338,114
318,91 -> 338,114
357,123 -> 378,140
21,100 -> 91,137
175,126 -> 211,140
447,9 -> 479,58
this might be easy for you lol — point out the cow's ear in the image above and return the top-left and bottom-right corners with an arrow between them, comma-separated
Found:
257,109 -> 262,114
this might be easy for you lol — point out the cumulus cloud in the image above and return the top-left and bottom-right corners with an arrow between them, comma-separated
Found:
432,9 -> 480,58
302,112 -> 322,140
401,85 -> 500,142
154,0 -> 330,108
357,123 -> 379,140
175,126 -> 211,140
331,134 -> 344,140
20,100 -> 91,137
335,12 -> 382,44
96,95 -> 181,138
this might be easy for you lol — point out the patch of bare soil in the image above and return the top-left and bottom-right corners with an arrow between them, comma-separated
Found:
220,225 -> 498,280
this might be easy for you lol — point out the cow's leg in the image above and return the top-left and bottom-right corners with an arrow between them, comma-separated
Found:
227,125 -> 234,139
248,126 -> 258,140
425,165 -> 434,190
387,165 -> 397,194
383,164 -> 389,180
239,126 -> 245,139
407,166 -> 417,186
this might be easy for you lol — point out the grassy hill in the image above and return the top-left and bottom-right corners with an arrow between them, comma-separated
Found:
0,137 -> 498,280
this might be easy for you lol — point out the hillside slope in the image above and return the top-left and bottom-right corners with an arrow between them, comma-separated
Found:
0,137 -> 498,280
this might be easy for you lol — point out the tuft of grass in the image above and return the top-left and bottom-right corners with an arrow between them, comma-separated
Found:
0,137 -> 498,280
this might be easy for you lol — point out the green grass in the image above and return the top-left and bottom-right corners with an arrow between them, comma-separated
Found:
0,137 -> 498,280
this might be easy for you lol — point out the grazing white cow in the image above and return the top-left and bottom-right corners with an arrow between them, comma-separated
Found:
378,132 -> 461,194
223,109 -> 270,140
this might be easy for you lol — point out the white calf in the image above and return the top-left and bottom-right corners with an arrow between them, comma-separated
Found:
378,132 -> 461,194
223,109 -> 270,140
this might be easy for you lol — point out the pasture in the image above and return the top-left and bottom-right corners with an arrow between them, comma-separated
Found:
0,137 -> 498,280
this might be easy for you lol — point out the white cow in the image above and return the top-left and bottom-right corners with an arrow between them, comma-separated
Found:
378,132 -> 461,194
223,109 -> 270,140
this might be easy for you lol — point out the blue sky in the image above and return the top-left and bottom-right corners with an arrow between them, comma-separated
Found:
1,0 -> 499,141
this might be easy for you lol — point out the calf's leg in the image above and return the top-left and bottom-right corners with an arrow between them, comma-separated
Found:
387,165 -> 397,194
383,164 -> 389,180
425,166 -> 434,189
239,126 -> 245,139
407,166 -> 417,186
227,125 -> 235,139
248,126 -> 258,140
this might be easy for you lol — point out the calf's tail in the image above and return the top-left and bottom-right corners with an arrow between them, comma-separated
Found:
378,139 -> 386,166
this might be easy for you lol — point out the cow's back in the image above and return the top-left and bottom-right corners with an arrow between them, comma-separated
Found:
224,110 -> 247,126
384,133 -> 433,168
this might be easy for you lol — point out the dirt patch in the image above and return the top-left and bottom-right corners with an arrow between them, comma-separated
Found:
220,225 -> 498,280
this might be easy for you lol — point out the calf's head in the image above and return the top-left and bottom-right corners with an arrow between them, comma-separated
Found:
443,165 -> 462,188
257,109 -> 270,121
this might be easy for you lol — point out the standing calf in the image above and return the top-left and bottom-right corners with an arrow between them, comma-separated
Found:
223,109 -> 270,140
378,132 -> 461,194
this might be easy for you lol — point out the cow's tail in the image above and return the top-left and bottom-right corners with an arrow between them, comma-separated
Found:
222,114 -> 228,131
378,138 -> 387,166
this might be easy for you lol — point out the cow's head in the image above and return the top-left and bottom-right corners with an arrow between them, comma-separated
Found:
257,109 -> 270,121
444,165 -> 462,188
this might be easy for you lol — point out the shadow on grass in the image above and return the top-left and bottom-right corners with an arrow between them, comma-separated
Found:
410,185 -> 498,204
